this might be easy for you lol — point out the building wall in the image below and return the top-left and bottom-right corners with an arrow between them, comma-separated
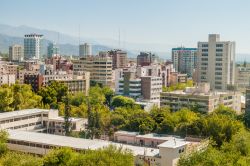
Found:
141,76 -> 162,101
9,45 -> 24,61
197,34 -> 235,90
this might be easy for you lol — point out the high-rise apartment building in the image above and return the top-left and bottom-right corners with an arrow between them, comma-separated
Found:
24,34 -> 43,60
197,34 -> 235,90
47,42 -> 59,58
172,47 -> 197,77
79,43 -> 92,57
108,49 -> 127,69
9,44 -> 24,61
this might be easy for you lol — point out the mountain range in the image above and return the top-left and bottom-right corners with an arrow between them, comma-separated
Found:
0,24 -> 249,61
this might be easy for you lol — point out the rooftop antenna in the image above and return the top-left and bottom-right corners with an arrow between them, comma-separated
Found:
78,24 -> 81,56
118,28 -> 121,49
57,32 -> 60,55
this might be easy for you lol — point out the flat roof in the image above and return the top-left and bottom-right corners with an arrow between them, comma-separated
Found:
0,109 -> 51,120
48,117 -> 87,123
135,133 -> 175,141
115,130 -> 139,136
158,139 -> 189,149
7,130 -> 159,157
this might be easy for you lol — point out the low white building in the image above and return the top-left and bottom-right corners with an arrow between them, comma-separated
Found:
0,109 -> 87,135
6,129 -> 204,166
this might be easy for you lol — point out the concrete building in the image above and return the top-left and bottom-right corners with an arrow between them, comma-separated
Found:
47,42 -> 59,58
117,71 -> 162,102
72,56 -> 113,87
24,34 -> 43,60
0,74 -> 15,86
235,66 -> 250,91
6,129 -> 204,166
0,63 -> 18,76
0,109 -> 87,135
79,43 -> 92,57
172,47 -> 197,77
24,72 -> 90,95
246,88 -> 250,113
160,83 -> 241,113
9,44 -> 24,61
24,74 -> 44,92
109,49 -> 127,69
118,71 -> 142,99
137,52 -> 158,67
197,34 -> 235,90
141,76 -> 162,101
170,72 -> 188,85
52,74 -> 90,95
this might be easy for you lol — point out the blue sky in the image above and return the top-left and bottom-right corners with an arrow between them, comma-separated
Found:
1,0 -> 250,53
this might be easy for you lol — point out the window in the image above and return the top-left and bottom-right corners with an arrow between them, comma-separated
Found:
201,58 -> 208,61
215,72 -> 222,75
216,58 -> 222,61
216,44 -> 223,47
216,49 -> 223,52
202,44 -> 208,47
202,53 -> 208,56
216,63 -> 222,66
216,53 -> 223,56
202,49 -> 208,52
215,67 -> 222,71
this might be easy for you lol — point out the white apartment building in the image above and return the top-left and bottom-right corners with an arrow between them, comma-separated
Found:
79,43 -> 92,57
160,83 -> 241,113
197,34 -> 235,90
9,44 -> 24,61
24,34 -> 43,60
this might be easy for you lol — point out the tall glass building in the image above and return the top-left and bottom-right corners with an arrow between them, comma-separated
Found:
24,34 -> 43,60
47,42 -> 59,58
172,47 -> 197,77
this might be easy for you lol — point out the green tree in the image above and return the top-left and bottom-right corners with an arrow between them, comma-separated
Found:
111,95 -> 138,108
43,148 -> 76,166
0,86 -> 14,112
38,81 -> 68,108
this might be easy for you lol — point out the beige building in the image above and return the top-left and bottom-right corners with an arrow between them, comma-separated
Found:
9,44 -> 24,61
73,56 -> 113,87
57,73 -> 90,95
235,66 -> 250,91
141,76 -> 162,101
197,34 -> 235,90
0,74 -> 15,86
160,83 -> 241,113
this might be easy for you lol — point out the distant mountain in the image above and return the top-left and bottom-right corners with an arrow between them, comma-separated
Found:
0,33 -> 111,55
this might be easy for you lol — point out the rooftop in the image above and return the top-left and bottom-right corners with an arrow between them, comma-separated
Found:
0,109 -> 51,120
7,130 -> 159,157
158,139 -> 189,149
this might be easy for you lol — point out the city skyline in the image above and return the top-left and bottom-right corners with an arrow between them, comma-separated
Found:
1,0 -> 250,54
